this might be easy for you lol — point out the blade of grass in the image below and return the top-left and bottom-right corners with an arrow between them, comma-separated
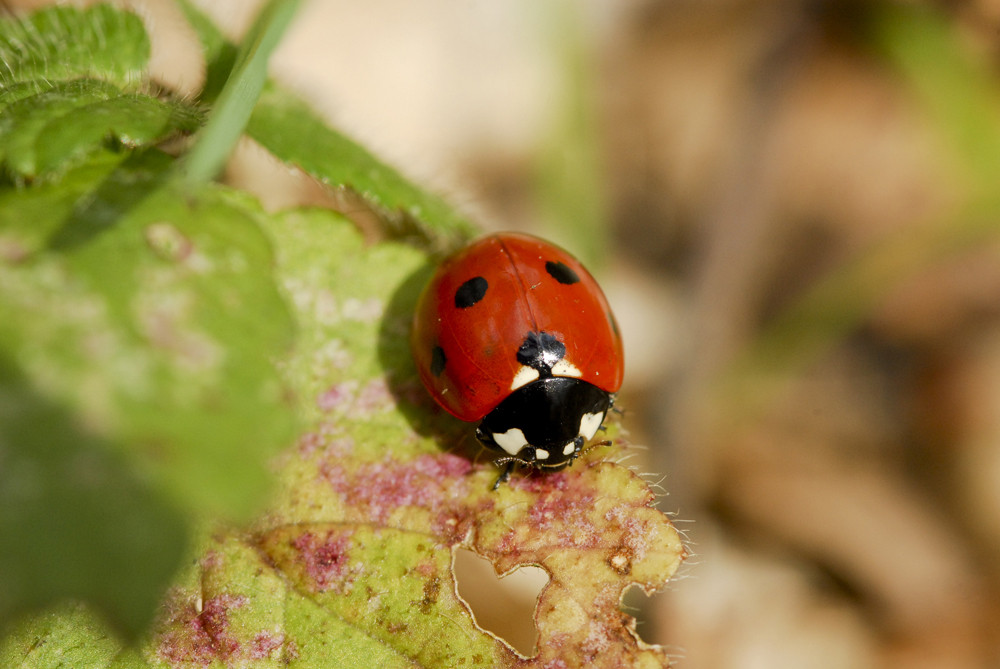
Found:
175,0 -> 477,250
177,0 -> 301,188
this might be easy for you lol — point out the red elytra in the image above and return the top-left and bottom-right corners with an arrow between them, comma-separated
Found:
411,233 -> 623,421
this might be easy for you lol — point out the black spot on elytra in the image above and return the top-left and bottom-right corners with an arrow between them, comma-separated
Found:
517,331 -> 565,374
545,260 -> 580,285
455,276 -> 488,308
430,346 -> 447,376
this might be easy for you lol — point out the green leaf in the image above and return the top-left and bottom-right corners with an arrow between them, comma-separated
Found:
248,84 -> 478,252
0,8 -> 202,179
2,134 -> 684,669
0,148 -> 297,634
0,149 -> 297,516
0,79 -> 120,176
0,81 -> 202,178
0,603 -> 124,668
0,356 -> 187,638
0,5 -> 148,90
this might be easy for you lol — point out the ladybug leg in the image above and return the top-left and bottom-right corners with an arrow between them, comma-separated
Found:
491,460 -> 517,490
491,452 -> 538,489
565,436 -> 585,466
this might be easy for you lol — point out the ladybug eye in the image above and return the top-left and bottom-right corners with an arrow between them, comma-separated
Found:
545,261 -> 580,285
455,276 -> 488,308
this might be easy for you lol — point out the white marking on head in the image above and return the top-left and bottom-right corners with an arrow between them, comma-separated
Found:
535,449 -> 550,460
562,442 -> 576,456
579,411 -> 604,441
551,359 -> 582,378
510,365 -> 540,391
492,428 -> 529,456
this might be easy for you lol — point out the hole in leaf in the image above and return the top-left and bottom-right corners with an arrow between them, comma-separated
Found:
620,584 -> 667,646
452,548 -> 548,656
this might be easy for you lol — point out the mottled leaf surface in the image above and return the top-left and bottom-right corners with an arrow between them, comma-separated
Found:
139,213 -> 686,668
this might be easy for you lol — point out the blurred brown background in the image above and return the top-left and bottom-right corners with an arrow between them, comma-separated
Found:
12,0 -> 1000,666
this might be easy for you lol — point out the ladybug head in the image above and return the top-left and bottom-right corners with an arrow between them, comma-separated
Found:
476,377 -> 613,481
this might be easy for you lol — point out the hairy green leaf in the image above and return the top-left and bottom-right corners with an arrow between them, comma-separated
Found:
0,81 -> 201,178
0,7 -> 201,179
0,5 -> 148,90
248,84 -> 477,252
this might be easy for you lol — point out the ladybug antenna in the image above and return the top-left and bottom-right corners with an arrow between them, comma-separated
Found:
580,439 -> 613,458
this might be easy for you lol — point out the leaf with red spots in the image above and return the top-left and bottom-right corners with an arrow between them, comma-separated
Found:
156,211 -> 683,667
82,210 -> 682,668
1,157 -> 685,669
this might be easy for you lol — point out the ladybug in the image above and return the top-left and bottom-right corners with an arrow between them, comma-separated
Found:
411,232 -> 624,488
